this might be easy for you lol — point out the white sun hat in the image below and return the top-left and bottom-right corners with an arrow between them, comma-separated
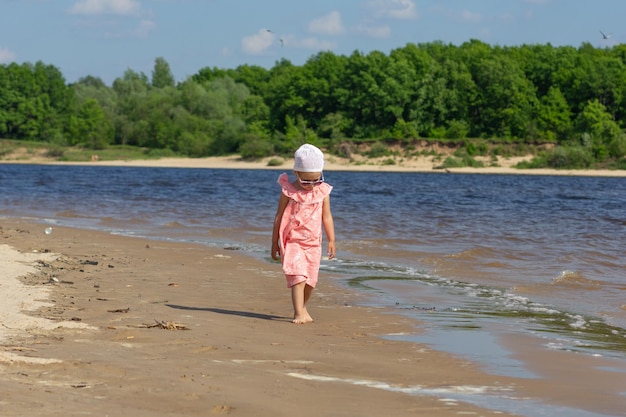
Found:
293,144 -> 325,172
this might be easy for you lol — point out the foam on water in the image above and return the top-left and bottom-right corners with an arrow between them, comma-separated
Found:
341,268 -> 626,361
287,372 -> 615,417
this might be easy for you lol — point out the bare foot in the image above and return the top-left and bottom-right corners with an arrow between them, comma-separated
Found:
292,314 -> 314,324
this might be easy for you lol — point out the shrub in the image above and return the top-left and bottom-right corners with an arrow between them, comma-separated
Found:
445,120 -> 470,139
465,141 -> 477,156
476,142 -> 489,156
545,146 -> 593,169
45,147 -> 65,158
145,148 -> 178,158
515,156 -> 547,169
239,138 -> 274,159
441,155 -> 484,168
266,158 -> 284,167
367,141 -> 391,158
441,156 -> 464,168
608,134 -> 626,158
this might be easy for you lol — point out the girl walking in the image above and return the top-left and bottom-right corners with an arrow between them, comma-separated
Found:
271,144 -> 336,324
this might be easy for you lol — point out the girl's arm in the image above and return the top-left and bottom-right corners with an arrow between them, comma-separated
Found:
271,193 -> 289,260
322,195 -> 336,259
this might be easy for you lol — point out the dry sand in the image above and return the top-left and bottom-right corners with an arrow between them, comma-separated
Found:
2,220 -> 626,417
2,150 -> 624,176
55,154 -> 626,177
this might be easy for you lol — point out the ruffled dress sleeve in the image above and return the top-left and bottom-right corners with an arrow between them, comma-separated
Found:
277,172 -> 332,203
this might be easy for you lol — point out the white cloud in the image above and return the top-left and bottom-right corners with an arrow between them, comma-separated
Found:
459,10 -> 482,23
68,0 -> 141,15
68,1 -> 154,39
308,11 -> 345,35
132,19 -> 156,37
498,12 -> 516,23
355,24 -> 391,39
368,0 -> 418,20
0,47 -> 16,63
295,37 -> 337,50
241,29 -> 276,55
102,19 -> 156,39
432,6 -> 483,24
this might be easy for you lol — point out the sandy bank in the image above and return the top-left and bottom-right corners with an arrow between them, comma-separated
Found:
1,220 -> 625,416
32,154 -> 626,177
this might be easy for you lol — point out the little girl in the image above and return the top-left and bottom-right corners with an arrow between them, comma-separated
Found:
271,144 -> 336,324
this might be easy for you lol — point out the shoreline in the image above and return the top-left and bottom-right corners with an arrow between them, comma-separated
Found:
2,220 -> 626,416
1,154 -> 625,177
0,219 -> 521,417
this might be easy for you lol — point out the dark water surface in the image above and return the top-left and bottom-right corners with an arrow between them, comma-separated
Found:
1,164 -> 625,416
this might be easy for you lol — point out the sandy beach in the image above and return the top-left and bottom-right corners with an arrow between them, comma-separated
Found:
66,154 -> 626,177
0,219 -> 516,417
1,151 -> 625,176
2,218 -> 626,416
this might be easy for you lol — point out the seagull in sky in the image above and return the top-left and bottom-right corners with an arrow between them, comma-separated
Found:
266,29 -> 283,47
600,30 -> 613,40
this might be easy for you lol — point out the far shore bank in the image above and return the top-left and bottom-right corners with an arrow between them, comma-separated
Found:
1,154 -> 625,177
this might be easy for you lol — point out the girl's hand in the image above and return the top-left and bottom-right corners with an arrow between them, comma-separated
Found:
327,241 -> 336,260
271,241 -> 281,260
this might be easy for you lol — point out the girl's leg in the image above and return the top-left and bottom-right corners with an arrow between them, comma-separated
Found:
302,284 -> 314,321
291,281 -> 313,324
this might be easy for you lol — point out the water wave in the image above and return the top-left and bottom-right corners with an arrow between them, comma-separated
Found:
551,270 -> 604,288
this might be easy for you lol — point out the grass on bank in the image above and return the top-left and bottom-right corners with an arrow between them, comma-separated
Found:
1,138 -> 624,170
0,140 -> 168,162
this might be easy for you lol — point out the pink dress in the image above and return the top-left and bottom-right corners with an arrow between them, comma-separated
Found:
277,173 -> 332,288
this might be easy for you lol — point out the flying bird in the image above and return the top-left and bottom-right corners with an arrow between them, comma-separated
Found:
266,29 -> 283,47
600,30 -> 612,40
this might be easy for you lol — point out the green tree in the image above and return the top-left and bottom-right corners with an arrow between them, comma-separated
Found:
226,64 -> 270,96
111,69 -> 149,146
467,54 -> 538,138
575,99 -> 623,160
410,58 -> 475,137
32,61 -> 76,142
295,51 -> 348,135
517,43 -> 559,98
0,61 -> 74,142
263,58 -> 302,133
283,115 -> 319,152
536,87 -> 572,142
318,112 -> 349,141
339,50 -> 401,137
72,75 -> 118,134
68,98 -> 113,148
151,57 -> 175,89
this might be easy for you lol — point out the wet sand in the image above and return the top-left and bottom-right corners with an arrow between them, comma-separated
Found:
2,219 -> 625,417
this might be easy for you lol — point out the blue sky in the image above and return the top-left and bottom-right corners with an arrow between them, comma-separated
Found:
1,0 -> 624,86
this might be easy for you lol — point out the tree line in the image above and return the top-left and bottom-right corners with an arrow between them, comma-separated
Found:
1,40 -> 625,168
